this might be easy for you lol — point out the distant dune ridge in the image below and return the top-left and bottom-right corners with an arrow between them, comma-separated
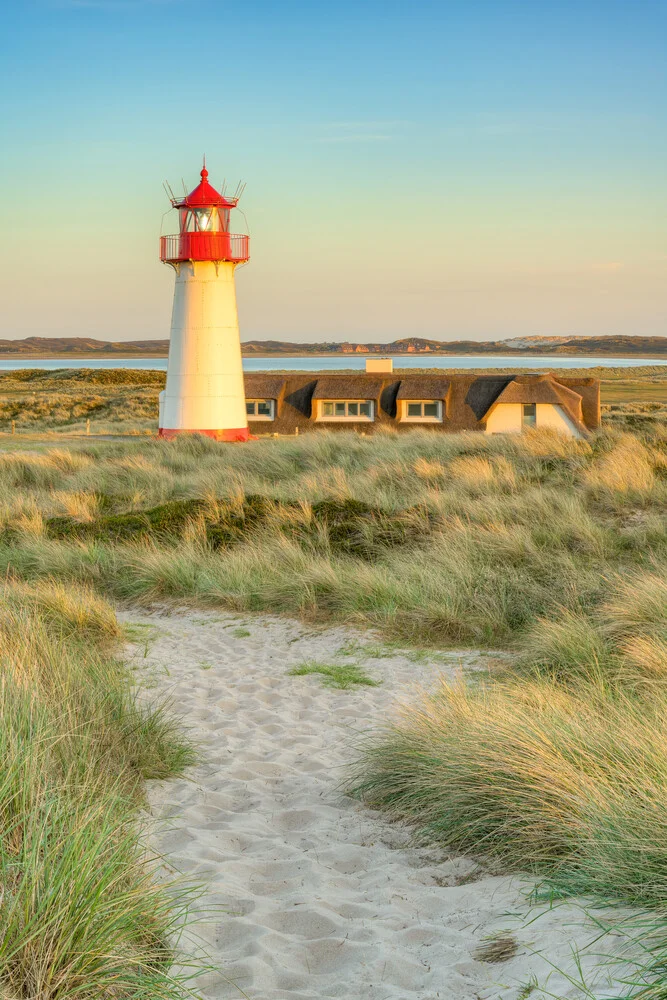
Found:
0,337 -> 171,354
241,335 -> 667,355
0,335 -> 664,356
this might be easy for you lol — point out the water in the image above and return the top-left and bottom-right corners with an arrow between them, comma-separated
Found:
0,354 -> 664,373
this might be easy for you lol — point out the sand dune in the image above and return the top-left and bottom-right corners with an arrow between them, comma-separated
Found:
123,610 -> 638,1000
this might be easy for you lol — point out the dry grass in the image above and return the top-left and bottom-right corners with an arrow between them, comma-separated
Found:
0,424 -> 661,649
585,435 -> 656,493
0,368 -> 164,434
0,416 -> 664,995
473,934 -> 519,963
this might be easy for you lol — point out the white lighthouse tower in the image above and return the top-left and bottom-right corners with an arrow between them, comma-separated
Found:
158,163 -> 250,441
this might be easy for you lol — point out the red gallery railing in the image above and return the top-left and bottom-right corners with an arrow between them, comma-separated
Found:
160,232 -> 250,263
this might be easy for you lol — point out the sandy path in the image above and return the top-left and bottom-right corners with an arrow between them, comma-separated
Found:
123,610 -> 637,1000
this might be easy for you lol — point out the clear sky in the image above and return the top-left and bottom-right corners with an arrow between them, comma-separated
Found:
0,0 -> 665,343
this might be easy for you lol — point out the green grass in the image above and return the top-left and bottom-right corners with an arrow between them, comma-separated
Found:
0,425 -> 663,650
288,660 -> 381,689
351,673 -> 667,905
123,621 -> 159,642
350,564 -> 667,993
0,418 -> 665,995
516,976 -> 539,999
0,579 -> 199,998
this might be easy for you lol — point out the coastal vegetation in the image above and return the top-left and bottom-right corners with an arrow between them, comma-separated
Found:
0,423 -> 663,647
0,409 -> 665,994
288,660 -> 381,689
0,578 -> 197,998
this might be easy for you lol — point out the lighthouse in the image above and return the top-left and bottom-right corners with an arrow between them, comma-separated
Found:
158,164 -> 250,441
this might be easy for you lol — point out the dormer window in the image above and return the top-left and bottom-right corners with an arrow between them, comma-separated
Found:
317,400 -> 374,421
399,400 -> 443,422
246,399 -> 275,420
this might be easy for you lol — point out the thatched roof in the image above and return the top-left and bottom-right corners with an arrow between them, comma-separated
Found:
464,377 -> 515,420
467,373 -> 588,435
243,375 -> 288,399
312,376 -> 385,400
236,370 -> 599,435
396,377 -> 451,400
496,376 -> 572,404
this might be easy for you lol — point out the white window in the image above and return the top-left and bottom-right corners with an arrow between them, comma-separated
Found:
400,400 -> 443,422
318,400 -> 374,421
246,399 -> 275,420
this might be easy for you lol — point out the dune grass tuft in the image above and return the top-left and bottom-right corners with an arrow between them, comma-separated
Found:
351,675 -> 667,907
0,580 -> 198,998
288,660 -> 381,689
473,933 -> 519,964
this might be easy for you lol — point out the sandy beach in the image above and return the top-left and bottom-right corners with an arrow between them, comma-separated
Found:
124,609 -> 640,1000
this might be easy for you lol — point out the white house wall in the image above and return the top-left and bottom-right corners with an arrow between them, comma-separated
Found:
485,402 -> 581,437
535,403 -> 582,438
485,403 -> 523,434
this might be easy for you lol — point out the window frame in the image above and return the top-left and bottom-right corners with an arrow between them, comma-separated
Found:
246,398 -> 276,421
317,400 -> 375,421
522,403 -> 537,428
399,399 -> 443,422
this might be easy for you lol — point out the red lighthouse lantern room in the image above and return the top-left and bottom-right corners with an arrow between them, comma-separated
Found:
159,167 -> 250,265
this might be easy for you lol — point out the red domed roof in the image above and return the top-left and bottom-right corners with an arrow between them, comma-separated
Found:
177,166 -> 236,208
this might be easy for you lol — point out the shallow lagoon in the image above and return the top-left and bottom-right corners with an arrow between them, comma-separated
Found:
0,354 -> 665,372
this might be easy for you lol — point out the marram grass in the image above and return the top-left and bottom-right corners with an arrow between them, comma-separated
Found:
351,675 -> 667,905
0,427 -> 663,650
0,581 -> 199,998
0,424 -> 665,996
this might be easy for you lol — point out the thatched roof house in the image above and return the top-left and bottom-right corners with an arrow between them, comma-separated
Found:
242,371 -> 600,438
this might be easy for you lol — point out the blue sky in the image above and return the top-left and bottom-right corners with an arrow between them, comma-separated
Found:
0,0 -> 665,342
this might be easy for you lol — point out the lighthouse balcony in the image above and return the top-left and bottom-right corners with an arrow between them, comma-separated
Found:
160,232 -> 250,264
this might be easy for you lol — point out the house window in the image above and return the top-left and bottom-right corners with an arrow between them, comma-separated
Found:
401,400 -> 443,421
522,403 -> 536,428
246,399 -> 275,420
319,400 -> 374,420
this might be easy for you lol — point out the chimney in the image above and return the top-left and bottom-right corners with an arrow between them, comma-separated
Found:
365,358 -> 393,374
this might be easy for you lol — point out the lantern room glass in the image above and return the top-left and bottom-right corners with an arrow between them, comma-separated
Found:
193,207 -> 221,232
179,208 -> 229,233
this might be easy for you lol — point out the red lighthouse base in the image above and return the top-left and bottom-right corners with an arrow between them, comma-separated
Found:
158,427 -> 250,443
